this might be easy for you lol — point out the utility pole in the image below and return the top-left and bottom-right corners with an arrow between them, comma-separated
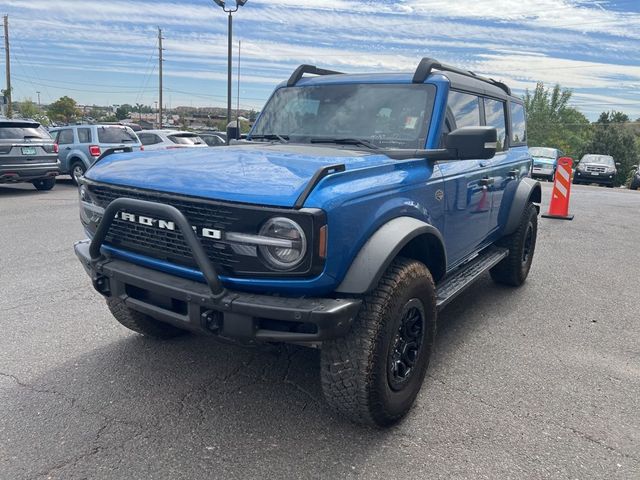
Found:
227,11 -> 232,135
236,40 -> 241,131
36,91 -> 41,107
3,15 -> 12,118
158,27 -> 163,128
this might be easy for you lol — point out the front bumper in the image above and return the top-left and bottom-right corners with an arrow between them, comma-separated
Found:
75,240 -> 360,343
0,161 -> 61,183
574,170 -> 614,184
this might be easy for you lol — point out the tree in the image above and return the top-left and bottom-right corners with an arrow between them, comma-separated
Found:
16,99 -> 50,126
582,111 -> 639,186
524,82 -> 592,159
115,104 -> 132,120
47,96 -> 80,124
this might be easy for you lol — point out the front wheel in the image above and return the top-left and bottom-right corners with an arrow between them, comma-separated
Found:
490,203 -> 538,286
32,178 -> 56,191
321,258 -> 436,427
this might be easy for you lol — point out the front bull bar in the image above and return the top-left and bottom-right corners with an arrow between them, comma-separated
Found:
89,197 -> 227,298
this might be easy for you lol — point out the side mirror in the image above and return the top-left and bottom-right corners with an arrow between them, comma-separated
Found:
615,162 -> 621,167
445,126 -> 497,160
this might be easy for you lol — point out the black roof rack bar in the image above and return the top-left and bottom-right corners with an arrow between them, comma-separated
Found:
287,65 -> 344,87
412,57 -> 511,96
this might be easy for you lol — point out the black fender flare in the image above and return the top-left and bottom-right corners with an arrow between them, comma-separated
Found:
502,177 -> 542,235
335,217 -> 446,295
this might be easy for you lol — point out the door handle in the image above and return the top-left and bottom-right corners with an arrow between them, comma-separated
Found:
508,169 -> 519,178
479,177 -> 494,186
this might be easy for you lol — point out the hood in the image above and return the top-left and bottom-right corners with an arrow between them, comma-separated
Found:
532,157 -> 556,165
85,144 -> 395,207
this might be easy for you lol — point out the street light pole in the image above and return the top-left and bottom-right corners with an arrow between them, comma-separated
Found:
227,10 -> 232,137
211,1 -> 247,144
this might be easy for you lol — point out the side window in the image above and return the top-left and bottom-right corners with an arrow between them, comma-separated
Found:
138,133 -> 161,145
509,102 -> 526,145
77,128 -> 92,143
484,98 -> 507,151
446,91 -> 482,132
57,129 -> 74,145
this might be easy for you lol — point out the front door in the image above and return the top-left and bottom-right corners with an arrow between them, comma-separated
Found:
438,90 -> 492,267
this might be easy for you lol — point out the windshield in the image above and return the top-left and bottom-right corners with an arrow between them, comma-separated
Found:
529,147 -> 556,159
168,134 -> 205,145
251,84 -> 435,149
97,126 -> 139,144
0,124 -> 51,141
581,154 -> 614,166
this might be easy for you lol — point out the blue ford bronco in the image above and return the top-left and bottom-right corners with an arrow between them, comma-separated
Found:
75,58 -> 540,426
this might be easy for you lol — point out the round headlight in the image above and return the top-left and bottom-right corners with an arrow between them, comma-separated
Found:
258,217 -> 307,270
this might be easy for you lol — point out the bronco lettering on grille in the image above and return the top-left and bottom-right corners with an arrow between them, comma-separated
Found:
115,211 -> 222,240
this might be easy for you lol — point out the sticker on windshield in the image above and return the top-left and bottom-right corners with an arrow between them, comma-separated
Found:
404,116 -> 419,129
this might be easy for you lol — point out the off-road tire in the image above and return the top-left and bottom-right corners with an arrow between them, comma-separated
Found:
490,202 -> 538,286
320,257 -> 436,427
32,178 -> 56,191
106,297 -> 187,339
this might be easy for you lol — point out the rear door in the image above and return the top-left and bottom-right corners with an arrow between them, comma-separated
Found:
485,99 -> 531,233
438,90 -> 493,266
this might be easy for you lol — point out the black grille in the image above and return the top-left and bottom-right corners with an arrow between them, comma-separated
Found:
89,184 -> 242,273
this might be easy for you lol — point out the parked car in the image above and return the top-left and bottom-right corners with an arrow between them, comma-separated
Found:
137,130 -> 207,150
197,132 -> 227,147
74,57 -> 540,426
630,164 -> 640,190
529,147 -> 563,181
49,124 -> 142,184
573,154 -> 619,187
0,118 -> 60,191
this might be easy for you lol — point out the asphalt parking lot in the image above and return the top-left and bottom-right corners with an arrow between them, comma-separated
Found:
1,179 -> 638,479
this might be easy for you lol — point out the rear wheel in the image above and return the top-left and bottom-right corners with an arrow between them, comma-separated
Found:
32,178 -> 56,191
321,257 -> 436,427
106,297 -> 187,339
70,161 -> 86,185
490,203 -> 538,287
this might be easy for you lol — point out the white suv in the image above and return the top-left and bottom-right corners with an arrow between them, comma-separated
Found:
137,130 -> 207,151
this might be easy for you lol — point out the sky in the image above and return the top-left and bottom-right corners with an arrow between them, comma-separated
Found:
1,0 -> 639,120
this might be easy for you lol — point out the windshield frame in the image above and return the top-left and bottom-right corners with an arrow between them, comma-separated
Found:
250,82 -> 436,150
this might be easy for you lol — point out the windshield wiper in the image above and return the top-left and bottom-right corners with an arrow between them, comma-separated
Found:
249,134 -> 289,143
310,138 -> 381,150
23,135 -> 44,140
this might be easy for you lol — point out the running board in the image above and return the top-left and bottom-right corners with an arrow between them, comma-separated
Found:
436,246 -> 509,311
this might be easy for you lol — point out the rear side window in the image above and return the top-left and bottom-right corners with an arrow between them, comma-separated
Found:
138,133 -> 162,145
484,98 -> 507,151
168,134 -> 205,145
510,102 -> 526,145
57,129 -> 74,145
446,91 -> 482,130
77,128 -> 92,143
97,126 -> 138,144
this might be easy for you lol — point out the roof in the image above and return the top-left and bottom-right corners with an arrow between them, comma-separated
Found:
293,71 -> 519,102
